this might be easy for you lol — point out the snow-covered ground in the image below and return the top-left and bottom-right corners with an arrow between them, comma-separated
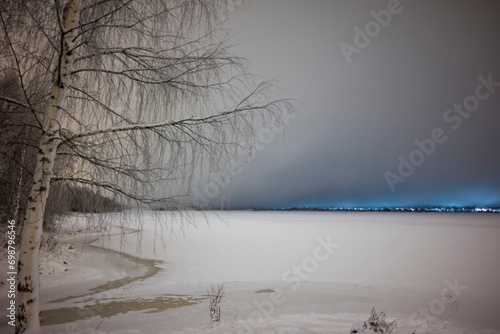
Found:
1,211 -> 500,333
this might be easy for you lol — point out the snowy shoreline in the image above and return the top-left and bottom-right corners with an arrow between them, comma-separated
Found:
1,211 -> 500,333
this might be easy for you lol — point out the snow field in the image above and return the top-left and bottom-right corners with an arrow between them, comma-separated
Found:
1,211 -> 499,333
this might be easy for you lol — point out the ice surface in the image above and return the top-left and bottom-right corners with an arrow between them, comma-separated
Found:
1,211 -> 499,333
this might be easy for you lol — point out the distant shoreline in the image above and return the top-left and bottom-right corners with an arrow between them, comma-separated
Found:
235,206 -> 500,213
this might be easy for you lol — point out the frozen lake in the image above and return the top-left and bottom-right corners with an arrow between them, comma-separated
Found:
2,211 -> 500,333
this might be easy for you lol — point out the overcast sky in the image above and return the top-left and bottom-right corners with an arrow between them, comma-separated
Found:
210,0 -> 500,209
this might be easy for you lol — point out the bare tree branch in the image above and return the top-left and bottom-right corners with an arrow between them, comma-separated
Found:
0,12 -> 44,129
1,1 -> 295,332
0,96 -> 31,110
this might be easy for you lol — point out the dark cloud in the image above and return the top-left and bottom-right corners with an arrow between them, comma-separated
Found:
217,0 -> 500,209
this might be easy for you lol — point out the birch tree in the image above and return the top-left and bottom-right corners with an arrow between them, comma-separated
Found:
0,0 -> 292,332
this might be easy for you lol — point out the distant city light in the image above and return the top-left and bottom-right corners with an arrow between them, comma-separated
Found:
271,205 -> 499,213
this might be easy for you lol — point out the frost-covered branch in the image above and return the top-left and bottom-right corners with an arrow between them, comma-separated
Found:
1,1 -> 294,331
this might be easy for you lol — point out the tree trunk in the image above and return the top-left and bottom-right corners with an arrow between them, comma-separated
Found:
16,1 -> 79,332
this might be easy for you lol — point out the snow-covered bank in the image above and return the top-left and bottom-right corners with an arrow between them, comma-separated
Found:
1,211 -> 499,333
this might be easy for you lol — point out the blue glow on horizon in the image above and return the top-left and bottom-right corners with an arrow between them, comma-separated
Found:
283,190 -> 500,210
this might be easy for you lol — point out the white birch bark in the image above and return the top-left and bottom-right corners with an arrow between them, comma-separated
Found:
16,1 -> 79,332
6,1 -> 291,331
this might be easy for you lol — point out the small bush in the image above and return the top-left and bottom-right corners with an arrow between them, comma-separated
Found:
350,307 -> 397,334
208,283 -> 224,326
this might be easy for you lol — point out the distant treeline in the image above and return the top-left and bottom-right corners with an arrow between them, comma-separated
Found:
266,206 -> 500,213
47,184 -> 124,216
